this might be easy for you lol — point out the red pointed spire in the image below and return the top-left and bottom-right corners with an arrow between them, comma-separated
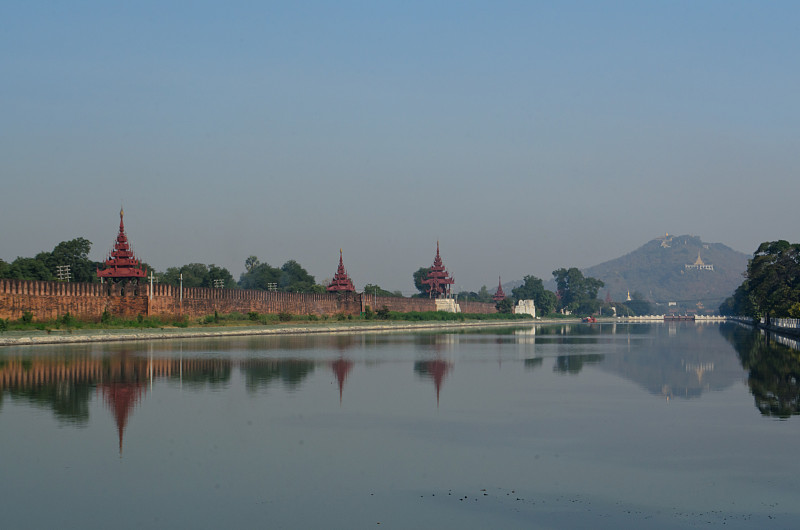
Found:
327,249 -> 356,292
97,208 -> 147,280
493,276 -> 506,302
421,241 -> 455,298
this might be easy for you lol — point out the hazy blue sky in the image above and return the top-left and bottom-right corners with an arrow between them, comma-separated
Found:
2,1 -> 798,293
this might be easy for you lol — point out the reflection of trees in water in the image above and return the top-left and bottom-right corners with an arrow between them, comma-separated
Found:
0,353 -> 233,423
720,323 -> 800,418
175,360 -> 232,389
241,359 -> 315,392
7,381 -> 93,425
1,356 -> 98,424
553,355 -> 604,374
524,358 -> 543,370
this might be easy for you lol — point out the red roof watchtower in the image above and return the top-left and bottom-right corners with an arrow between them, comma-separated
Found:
327,249 -> 356,293
422,241 -> 455,298
97,208 -> 147,281
493,276 -> 506,302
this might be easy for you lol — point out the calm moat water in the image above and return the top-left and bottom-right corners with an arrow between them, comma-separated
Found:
2,322 -> 800,529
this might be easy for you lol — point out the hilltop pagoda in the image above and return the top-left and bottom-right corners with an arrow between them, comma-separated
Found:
97,208 -> 147,281
493,276 -> 506,302
422,242 -> 454,298
327,249 -> 356,293
685,250 -> 714,271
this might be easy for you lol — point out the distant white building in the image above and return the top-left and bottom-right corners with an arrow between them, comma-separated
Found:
435,299 -> 461,313
685,250 -> 714,271
515,299 -> 536,318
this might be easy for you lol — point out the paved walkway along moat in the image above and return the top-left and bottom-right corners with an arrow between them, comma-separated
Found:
0,320 -> 540,347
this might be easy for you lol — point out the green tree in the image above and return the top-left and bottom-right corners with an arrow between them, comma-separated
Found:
625,294 -> 653,316
719,282 -> 755,317
239,261 -> 282,290
459,286 -> 493,303
477,285 -> 492,303
1,238 -> 101,282
552,268 -> 604,314
163,263 -> 210,288
48,237 -> 97,283
208,264 -> 237,289
245,255 -> 260,273
4,257 -> 55,281
743,241 -> 800,323
279,260 -> 316,293
413,267 -> 431,296
495,298 -> 514,314
364,284 -> 402,297
238,259 -> 317,292
511,275 -> 557,315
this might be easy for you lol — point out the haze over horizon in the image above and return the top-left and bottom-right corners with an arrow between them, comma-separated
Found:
2,2 -> 798,293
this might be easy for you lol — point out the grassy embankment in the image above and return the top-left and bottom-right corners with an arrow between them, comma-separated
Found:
0,309 -> 532,334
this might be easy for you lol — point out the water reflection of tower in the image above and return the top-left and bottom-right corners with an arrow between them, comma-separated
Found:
99,378 -> 145,456
515,326 -> 537,361
97,352 -> 159,456
414,359 -> 453,406
330,357 -> 354,404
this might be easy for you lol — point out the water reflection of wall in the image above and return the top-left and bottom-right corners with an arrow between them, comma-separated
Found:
0,352 -> 368,451
240,359 -> 316,393
0,353 -> 233,453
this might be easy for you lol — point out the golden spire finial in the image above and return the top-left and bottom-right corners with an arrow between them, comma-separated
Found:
694,250 -> 704,266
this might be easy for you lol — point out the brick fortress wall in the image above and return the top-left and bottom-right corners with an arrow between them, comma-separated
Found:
1,279 -> 497,321
0,279 -> 147,321
147,284 -> 363,319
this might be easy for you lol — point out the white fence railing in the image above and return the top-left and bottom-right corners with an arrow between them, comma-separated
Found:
761,317 -> 800,330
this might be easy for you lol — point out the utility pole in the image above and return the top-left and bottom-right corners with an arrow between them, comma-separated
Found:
56,265 -> 71,282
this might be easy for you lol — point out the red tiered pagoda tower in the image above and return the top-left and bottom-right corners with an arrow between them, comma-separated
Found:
327,249 -> 356,293
97,208 -> 147,281
422,241 -> 454,298
493,276 -> 506,302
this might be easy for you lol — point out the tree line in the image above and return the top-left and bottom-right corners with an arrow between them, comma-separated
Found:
719,240 -> 800,323
3,236 -> 658,316
0,238 -> 325,293
414,265 -> 652,317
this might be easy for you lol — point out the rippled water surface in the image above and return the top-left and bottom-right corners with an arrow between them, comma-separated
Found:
2,322 -> 799,529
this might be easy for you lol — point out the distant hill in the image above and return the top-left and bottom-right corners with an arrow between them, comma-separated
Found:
583,234 -> 748,311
